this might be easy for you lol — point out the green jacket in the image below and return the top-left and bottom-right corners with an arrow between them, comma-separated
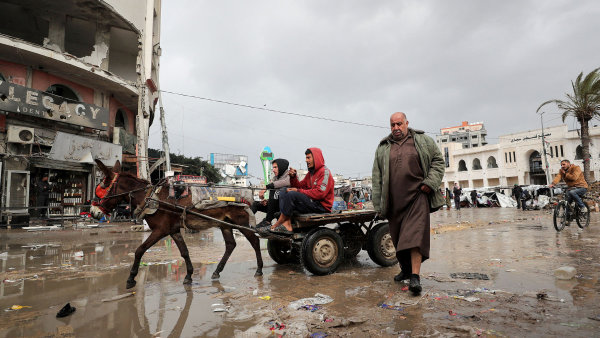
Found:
372,128 -> 446,215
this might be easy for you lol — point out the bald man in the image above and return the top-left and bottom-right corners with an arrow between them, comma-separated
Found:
372,112 -> 445,294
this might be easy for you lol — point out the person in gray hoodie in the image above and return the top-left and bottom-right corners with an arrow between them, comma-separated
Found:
252,158 -> 290,228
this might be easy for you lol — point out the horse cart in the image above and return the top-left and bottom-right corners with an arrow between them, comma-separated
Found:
259,210 -> 398,275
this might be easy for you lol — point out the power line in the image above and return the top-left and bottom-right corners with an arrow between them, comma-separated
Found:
161,90 -> 389,129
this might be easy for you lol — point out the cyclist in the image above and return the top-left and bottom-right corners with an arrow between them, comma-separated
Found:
549,159 -> 588,213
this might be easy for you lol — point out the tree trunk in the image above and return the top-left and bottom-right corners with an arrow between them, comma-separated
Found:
580,118 -> 592,183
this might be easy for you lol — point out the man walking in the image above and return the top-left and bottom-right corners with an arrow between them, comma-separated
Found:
453,183 -> 462,210
512,184 -> 523,209
372,112 -> 445,294
470,189 -> 478,208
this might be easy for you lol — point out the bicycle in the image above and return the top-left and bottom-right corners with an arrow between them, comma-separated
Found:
553,187 -> 591,231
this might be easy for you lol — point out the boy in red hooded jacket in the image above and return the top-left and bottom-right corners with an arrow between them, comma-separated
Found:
268,148 -> 334,234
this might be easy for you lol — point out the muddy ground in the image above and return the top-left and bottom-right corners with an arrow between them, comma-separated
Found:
1,208 -> 599,337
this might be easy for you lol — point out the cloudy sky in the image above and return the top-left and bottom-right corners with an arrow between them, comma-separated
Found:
149,0 -> 600,183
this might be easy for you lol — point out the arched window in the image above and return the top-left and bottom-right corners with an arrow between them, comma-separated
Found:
115,109 -> 127,129
458,160 -> 467,172
45,84 -> 80,101
575,145 -> 588,160
487,156 -> 498,168
472,158 -> 482,170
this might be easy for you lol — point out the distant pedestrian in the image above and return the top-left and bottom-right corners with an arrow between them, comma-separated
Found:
521,189 -> 532,211
453,183 -> 462,210
512,184 -> 523,209
470,190 -> 478,208
372,112 -> 445,294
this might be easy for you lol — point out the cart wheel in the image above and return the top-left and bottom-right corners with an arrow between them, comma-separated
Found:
339,223 -> 365,259
301,228 -> 344,275
367,222 -> 397,267
267,239 -> 298,264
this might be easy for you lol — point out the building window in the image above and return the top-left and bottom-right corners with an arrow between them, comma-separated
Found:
472,135 -> 478,139
458,160 -> 468,172
115,109 -> 127,129
560,145 -> 564,157
505,152 -> 508,163
472,158 -> 482,170
45,84 -> 80,102
575,146 -> 583,160
513,151 -> 516,163
508,152 -> 512,163
487,156 -> 498,168
444,147 -> 450,168
550,146 -> 553,158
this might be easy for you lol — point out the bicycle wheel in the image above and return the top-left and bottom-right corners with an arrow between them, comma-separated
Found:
553,202 -> 567,232
576,202 -> 591,229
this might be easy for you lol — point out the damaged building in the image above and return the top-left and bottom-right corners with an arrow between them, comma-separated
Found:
0,0 -> 162,226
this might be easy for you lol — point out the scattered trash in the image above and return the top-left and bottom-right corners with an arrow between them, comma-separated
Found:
101,292 -> 135,302
56,303 -> 76,318
211,303 -> 228,312
259,296 -> 271,301
252,289 -> 258,296
289,293 -> 333,310
505,269 -> 516,272
536,292 -> 548,300
10,305 -> 31,310
449,310 -> 458,316
311,332 -> 327,338
560,322 -> 581,327
73,251 -> 84,257
379,303 -> 404,311
300,305 -> 321,312
450,272 -> 489,280
268,321 -> 286,331
401,286 -> 409,292
139,262 -> 148,266
554,266 -> 577,280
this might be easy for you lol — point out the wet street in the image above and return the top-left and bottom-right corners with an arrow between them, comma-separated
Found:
1,208 -> 599,337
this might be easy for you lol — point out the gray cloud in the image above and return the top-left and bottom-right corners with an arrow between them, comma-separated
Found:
151,0 -> 600,182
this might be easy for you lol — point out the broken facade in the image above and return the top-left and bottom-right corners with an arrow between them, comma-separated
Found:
0,0 -> 162,226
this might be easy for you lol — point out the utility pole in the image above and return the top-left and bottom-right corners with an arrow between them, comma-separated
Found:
158,88 -> 171,173
538,111 -> 553,197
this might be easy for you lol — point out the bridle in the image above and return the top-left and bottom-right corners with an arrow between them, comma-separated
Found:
93,173 -> 151,214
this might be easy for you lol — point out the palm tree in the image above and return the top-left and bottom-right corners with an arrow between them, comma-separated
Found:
537,68 -> 600,183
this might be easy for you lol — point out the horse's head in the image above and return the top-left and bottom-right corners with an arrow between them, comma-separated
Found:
93,159 -> 126,215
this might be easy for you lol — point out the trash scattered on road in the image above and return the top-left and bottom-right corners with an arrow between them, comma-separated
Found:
10,305 -> 31,310
379,303 -> 404,311
56,303 -> 76,318
554,266 -> 576,280
300,305 -> 321,312
310,332 -> 327,338
450,272 -> 489,280
101,292 -> 135,302
289,293 -> 333,310
211,303 -> 228,312
259,296 -> 271,301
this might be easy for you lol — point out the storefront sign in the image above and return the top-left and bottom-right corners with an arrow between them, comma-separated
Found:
510,133 -> 551,143
0,81 -> 109,130
49,132 -> 121,164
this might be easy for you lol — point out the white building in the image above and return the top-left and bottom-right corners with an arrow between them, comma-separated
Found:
439,124 -> 600,190
437,121 -> 488,149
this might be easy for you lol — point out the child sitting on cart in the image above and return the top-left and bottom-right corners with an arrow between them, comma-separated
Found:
251,158 -> 290,228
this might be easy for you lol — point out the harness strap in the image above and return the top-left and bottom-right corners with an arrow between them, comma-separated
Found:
181,207 -> 189,231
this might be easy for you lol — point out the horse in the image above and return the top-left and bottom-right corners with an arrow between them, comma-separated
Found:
93,159 -> 263,289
